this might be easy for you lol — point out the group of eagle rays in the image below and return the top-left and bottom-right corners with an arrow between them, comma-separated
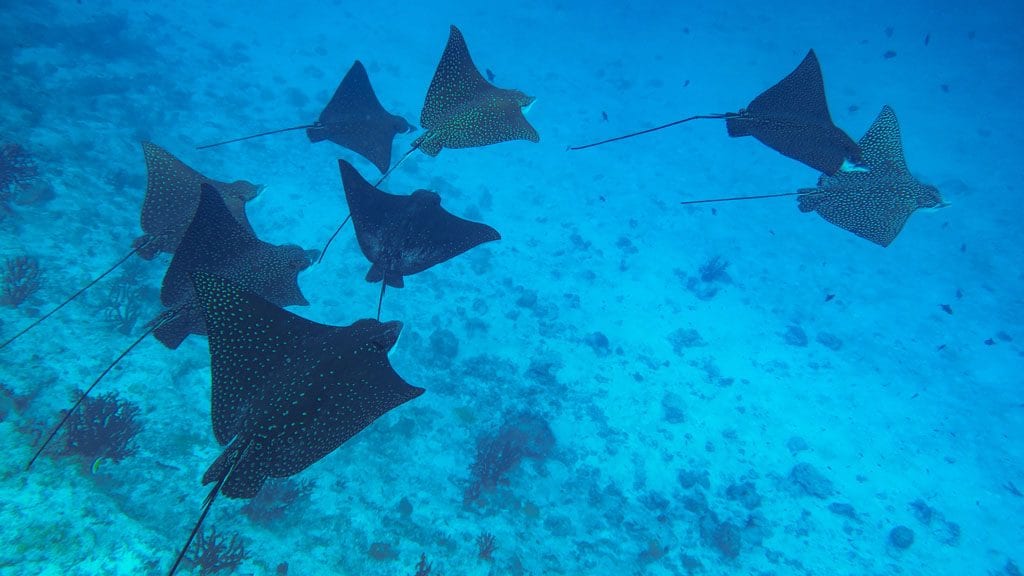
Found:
0,25 -> 947,574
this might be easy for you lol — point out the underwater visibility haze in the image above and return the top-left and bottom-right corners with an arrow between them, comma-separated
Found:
0,1 -> 1021,575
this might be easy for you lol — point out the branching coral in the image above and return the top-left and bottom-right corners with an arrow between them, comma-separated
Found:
412,553 -> 432,576
698,255 -> 731,284
61,390 -> 142,464
0,143 -> 38,214
185,525 -> 250,575
0,255 -> 42,307
99,283 -> 145,335
464,412 -> 555,505
680,255 -> 733,301
476,532 -> 498,560
240,477 -> 312,525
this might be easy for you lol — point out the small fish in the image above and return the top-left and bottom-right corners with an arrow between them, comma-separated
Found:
825,293 -> 836,302
848,104 -> 859,113
710,207 -> 717,216
485,68 -> 495,82
955,288 -> 963,299
984,338 -> 995,346
601,111 -> 608,122
885,26 -> 894,38
883,50 -> 897,60
940,304 -> 953,315
924,33 -> 931,46
936,344 -> 946,351
941,84 -> 950,93
682,79 -> 690,88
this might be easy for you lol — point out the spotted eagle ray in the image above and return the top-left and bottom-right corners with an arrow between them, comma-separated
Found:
570,49 -> 861,176
379,25 -> 539,180
795,105 -> 946,247
678,106 -> 946,247
196,60 -> 414,174
319,25 -> 535,260
26,184 -> 313,469
137,142 -> 262,259
154,183 -> 314,348
0,142 -> 261,350
166,271 -> 424,576
339,159 -> 500,319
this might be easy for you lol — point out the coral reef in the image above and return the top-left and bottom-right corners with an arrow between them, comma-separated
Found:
783,325 -> 808,347
908,498 -> 961,546
828,502 -> 858,520
583,331 -> 612,356
725,480 -> 762,511
786,436 -> 809,455
61,390 -> 142,464
0,255 -> 41,307
240,478 -> 312,525
426,328 -> 459,368
678,256 -> 733,300
185,525 -> 250,575
413,553 -> 432,576
367,542 -> 398,561
888,525 -> 914,549
476,531 -> 497,560
0,142 -> 38,214
677,468 -> 710,490
99,282 -> 146,335
816,331 -> 843,350
698,256 -> 731,283
703,519 -> 741,559
675,255 -> 733,301
788,463 -> 835,498
661,392 -> 687,424
464,412 -> 556,505
0,383 -> 32,422
668,328 -> 706,356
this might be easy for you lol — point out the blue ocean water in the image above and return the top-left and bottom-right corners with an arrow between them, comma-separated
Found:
1,0 -> 1021,574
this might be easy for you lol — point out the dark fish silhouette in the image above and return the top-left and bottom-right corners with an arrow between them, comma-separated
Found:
339,159 -> 500,318
796,106 -> 947,247
570,50 -> 862,175
154,183 -> 314,348
167,271 -> 424,576
0,142 -> 260,351
26,184 -> 313,469
197,61 -> 414,174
